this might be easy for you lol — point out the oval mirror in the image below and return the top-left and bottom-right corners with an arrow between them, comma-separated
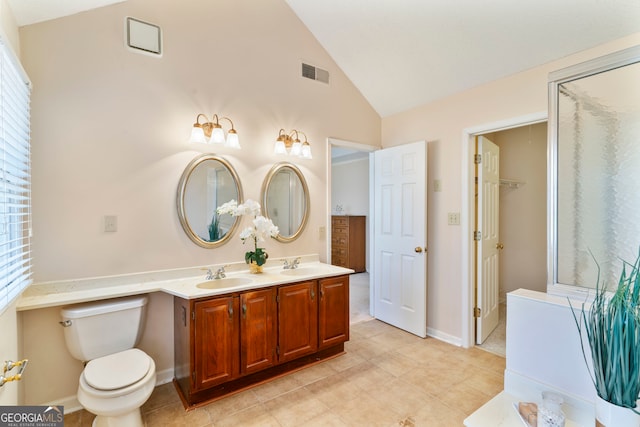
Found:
261,162 -> 310,243
177,154 -> 243,248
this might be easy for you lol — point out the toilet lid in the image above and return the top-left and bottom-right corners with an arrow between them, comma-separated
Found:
84,348 -> 151,391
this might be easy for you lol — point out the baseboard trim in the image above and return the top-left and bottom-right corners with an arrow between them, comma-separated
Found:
427,327 -> 462,347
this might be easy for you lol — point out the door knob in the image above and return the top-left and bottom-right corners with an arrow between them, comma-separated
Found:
496,243 -> 504,250
415,247 -> 423,253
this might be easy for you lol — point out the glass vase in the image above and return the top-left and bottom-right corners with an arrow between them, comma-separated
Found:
249,261 -> 263,274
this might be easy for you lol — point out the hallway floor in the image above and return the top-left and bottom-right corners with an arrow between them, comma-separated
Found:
64,319 -> 505,426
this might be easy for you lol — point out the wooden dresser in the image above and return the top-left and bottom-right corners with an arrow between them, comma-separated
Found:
331,215 -> 366,273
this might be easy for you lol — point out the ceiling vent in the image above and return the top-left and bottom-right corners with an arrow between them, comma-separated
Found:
302,63 -> 329,84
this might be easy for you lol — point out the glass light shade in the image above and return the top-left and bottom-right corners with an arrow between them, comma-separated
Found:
225,131 -> 241,149
291,141 -> 302,156
274,140 -> 287,155
301,143 -> 312,159
210,126 -> 225,144
189,126 -> 207,144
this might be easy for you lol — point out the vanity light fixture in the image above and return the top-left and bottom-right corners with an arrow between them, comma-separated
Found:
189,114 -> 240,149
274,129 -> 312,159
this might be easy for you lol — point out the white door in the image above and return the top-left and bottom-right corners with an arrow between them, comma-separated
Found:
476,136 -> 500,344
372,141 -> 427,337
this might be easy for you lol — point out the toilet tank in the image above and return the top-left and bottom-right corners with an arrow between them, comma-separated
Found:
60,295 -> 149,361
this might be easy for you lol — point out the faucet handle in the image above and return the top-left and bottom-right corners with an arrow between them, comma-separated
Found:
283,259 -> 290,269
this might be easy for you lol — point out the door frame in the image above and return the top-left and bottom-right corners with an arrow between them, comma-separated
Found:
461,112 -> 547,348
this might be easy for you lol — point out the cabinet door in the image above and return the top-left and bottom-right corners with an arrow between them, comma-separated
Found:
278,281 -> 318,363
319,275 -> 350,349
240,288 -> 277,375
193,296 -> 239,390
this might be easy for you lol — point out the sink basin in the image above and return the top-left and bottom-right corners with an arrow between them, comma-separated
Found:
280,267 -> 326,276
196,277 -> 253,289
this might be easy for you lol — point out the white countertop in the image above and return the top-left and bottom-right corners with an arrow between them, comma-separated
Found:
17,254 -> 354,311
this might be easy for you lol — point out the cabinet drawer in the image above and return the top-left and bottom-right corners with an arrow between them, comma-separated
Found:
332,217 -> 348,227
332,236 -> 348,247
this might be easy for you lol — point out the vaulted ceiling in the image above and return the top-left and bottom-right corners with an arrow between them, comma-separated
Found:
8,0 -> 640,117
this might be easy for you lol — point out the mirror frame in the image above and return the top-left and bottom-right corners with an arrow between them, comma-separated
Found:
261,162 -> 310,243
177,153 -> 243,248
547,45 -> 640,296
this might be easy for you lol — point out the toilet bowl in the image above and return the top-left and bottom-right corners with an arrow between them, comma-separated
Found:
60,296 -> 157,427
77,349 -> 156,427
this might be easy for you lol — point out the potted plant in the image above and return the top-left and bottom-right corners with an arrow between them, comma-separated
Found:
570,250 -> 640,427
216,199 -> 279,273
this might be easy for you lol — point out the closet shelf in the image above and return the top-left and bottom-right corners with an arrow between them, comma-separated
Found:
499,178 -> 525,189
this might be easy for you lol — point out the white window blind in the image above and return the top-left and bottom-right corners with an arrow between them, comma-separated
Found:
0,39 -> 31,313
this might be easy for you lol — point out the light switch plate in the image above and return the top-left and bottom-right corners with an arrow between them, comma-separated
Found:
447,212 -> 460,225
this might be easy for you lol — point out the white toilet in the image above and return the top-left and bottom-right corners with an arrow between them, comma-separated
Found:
60,295 -> 157,427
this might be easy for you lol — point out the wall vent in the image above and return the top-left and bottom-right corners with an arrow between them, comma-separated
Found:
301,63 -> 329,84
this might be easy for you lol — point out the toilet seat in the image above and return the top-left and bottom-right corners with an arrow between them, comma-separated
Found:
84,348 -> 151,391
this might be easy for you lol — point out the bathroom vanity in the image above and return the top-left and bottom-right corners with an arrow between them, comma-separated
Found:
173,273 -> 350,407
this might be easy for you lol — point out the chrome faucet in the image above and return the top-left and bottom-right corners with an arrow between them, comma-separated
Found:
213,266 -> 227,279
204,265 -> 226,280
283,257 -> 301,269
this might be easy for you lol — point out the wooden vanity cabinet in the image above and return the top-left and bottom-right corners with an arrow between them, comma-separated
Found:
193,296 -> 239,391
174,275 -> 350,408
240,288 -> 277,375
277,281 -> 318,363
318,276 -> 350,349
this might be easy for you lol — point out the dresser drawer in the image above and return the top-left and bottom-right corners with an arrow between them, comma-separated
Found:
332,236 -> 348,247
332,217 -> 349,227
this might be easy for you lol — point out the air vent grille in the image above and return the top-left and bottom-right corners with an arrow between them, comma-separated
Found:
301,63 -> 329,84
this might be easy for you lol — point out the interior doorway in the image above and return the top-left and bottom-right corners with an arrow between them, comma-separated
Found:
471,122 -> 548,355
327,138 -> 377,325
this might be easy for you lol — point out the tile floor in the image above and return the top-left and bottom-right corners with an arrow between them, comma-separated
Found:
63,319 -> 505,426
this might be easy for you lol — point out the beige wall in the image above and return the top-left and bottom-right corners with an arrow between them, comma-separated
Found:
491,123 -> 547,297
16,0 -> 380,406
22,0 -> 379,282
381,32 -> 640,344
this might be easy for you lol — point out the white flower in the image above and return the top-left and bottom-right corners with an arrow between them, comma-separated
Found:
239,227 -> 254,241
216,200 -> 238,216
253,216 -> 279,242
235,199 -> 261,217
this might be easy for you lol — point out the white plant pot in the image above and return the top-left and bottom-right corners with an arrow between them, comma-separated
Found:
596,396 -> 640,427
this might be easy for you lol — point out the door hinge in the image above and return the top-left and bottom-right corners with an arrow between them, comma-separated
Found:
276,295 -> 280,303
474,231 -> 481,241
474,307 -> 481,318
474,154 -> 482,164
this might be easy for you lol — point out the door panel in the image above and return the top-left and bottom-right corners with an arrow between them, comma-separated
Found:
476,135 -> 500,344
240,289 -> 276,375
278,281 -> 318,362
373,141 -> 427,337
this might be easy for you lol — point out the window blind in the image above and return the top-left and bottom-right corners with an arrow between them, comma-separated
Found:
0,39 -> 32,313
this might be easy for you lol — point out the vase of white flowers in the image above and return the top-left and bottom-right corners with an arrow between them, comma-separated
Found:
217,199 -> 279,273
